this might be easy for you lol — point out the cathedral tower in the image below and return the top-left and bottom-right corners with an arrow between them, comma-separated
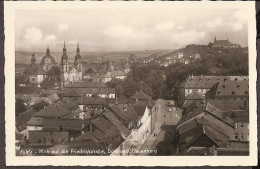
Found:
74,42 -> 82,72
73,42 -> 82,81
60,42 -> 69,88
31,52 -> 36,67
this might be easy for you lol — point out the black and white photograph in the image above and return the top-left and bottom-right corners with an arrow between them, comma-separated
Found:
5,1 -> 257,166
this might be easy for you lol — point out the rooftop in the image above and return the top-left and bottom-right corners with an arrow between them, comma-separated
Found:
33,104 -> 71,118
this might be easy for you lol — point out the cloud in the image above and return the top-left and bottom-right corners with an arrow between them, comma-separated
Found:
102,25 -> 137,39
231,22 -> 243,32
171,31 -> 206,45
58,23 -> 69,31
45,34 -> 57,42
177,26 -> 183,30
206,18 -> 223,28
154,22 -> 175,32
233,10 -> 248,23
24,27 -> 43,43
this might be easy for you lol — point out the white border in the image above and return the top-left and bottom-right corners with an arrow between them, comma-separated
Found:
5,1 -> 258,166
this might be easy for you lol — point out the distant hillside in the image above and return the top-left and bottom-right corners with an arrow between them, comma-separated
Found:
15,50 -> 167,64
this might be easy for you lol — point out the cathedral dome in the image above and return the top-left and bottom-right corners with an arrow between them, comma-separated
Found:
40,47 -> 56,65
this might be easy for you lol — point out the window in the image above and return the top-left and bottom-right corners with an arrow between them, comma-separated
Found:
241,123 -> 244,128
234,133 -> 238,140
38,139 -> 41,143
241,133 -> 244,140
235,123 -> 238,129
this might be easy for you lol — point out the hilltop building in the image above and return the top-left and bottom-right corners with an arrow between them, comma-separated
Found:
212,37 -> 240,49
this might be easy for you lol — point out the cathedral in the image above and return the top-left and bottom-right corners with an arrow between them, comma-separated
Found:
24,42 -> 83,88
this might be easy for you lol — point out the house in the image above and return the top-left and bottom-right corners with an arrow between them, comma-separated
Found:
178,120 -> 229,153
212,37 -> 240,49
184,75 -> 221,96
61,87 -> 116,100
184,75 -> 249,97
28,119 -> 91,145
112,70 -> 127,80
214,80 -> 249,99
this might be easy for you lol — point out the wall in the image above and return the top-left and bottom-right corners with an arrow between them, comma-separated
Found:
28,131 -> 69,145
233,122 -> 249,142
27,125 -> 43,139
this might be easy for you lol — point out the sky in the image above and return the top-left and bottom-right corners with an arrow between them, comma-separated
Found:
15,8 -> 248,52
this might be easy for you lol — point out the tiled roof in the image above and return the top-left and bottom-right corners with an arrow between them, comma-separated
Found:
185,76 -> 226,89
133,104 -> 147,117
124,105 -> 140,122
178,102 -> 204,126
24,65 -> 46,75
215,80 -> 248,98
80,87 -> 115,94
33,104 -> 71,118
213,39 -> 231,46
109,105 -> 129,122
179,124 -> 229,151
131,91 -> 151,100
56,100 -> 78,110
15,86 -> 43,95
64,81 -> 107,88
61,88 -> 83,97
62,88 -> 115,96
223,110 -> 249,123
104,109 -> 131,138
207,99 -> 248,111
185,91 -> 204,100
91,116 -> 121,138
112,70 -> 126,77
26,116 -> 43,126
78,97 -> 108,105
16,109 -> 37,131
182,100 -> 196,108
205,102 -> 235,127
42,119 -> 90,131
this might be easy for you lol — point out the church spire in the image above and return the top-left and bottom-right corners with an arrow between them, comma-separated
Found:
46,46 -> 50,55
63,41 -> 66,54
76,41 -> 80,54
31,52 -> 36,67
75,41 -> 81,61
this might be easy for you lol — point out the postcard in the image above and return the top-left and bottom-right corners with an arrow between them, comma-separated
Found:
5,1 -> 257,166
